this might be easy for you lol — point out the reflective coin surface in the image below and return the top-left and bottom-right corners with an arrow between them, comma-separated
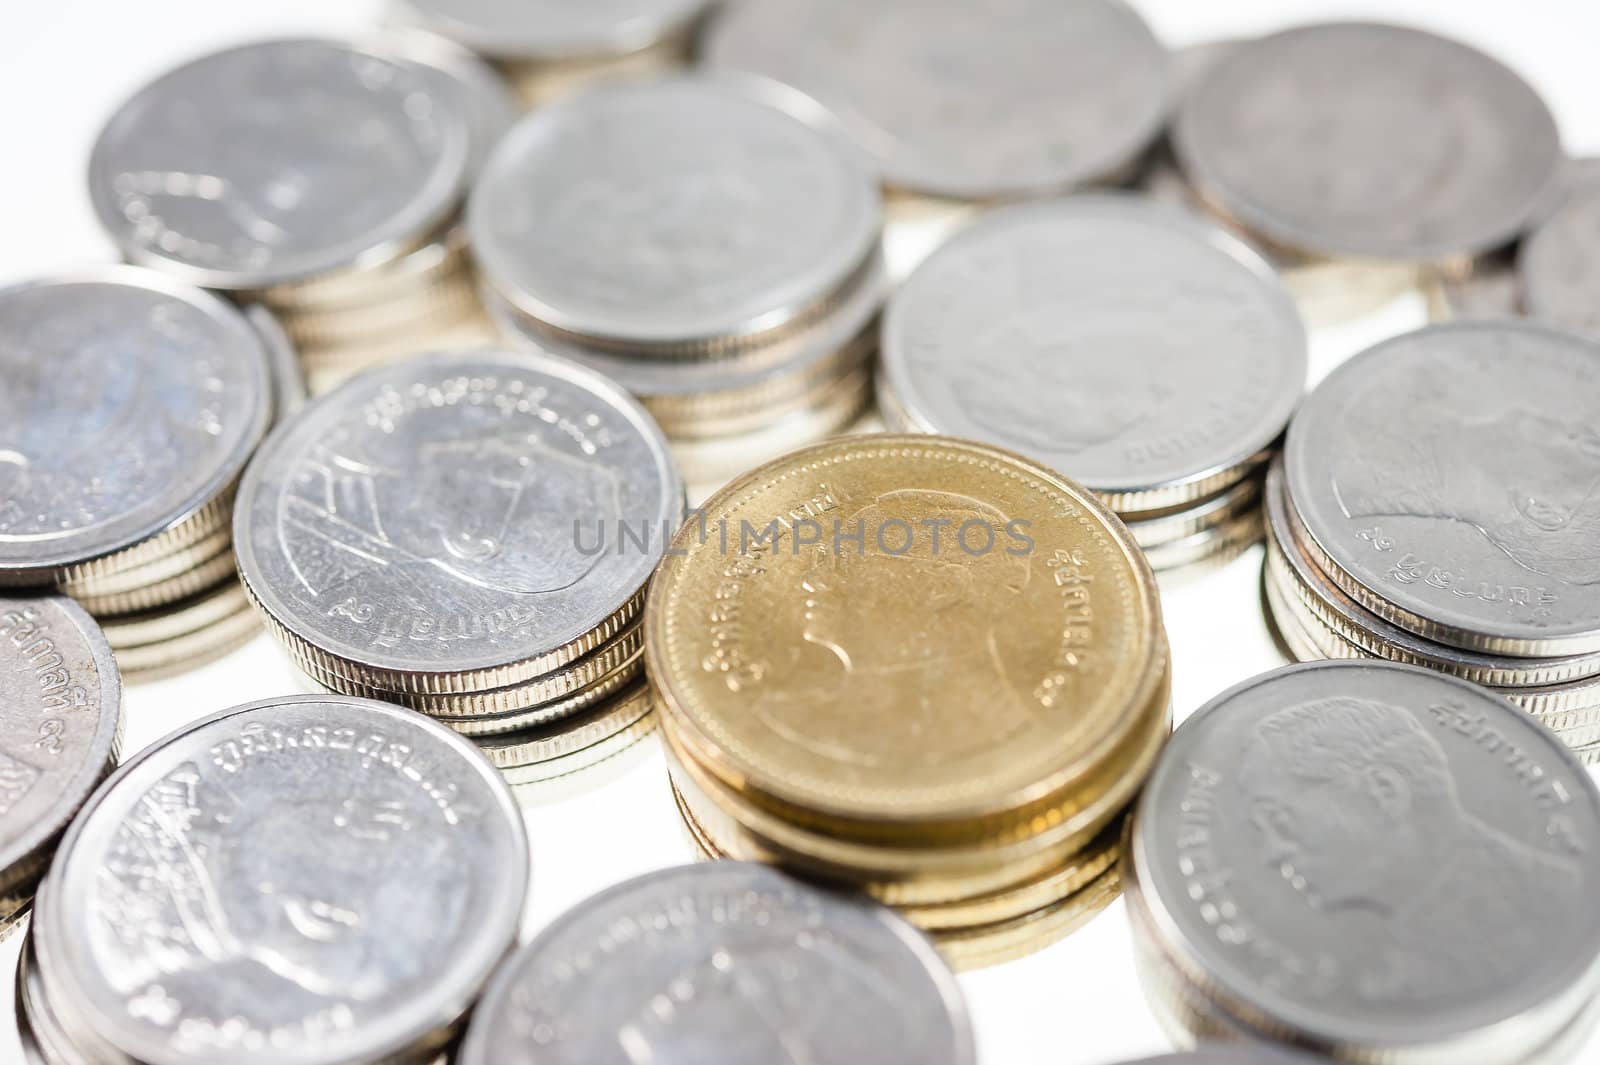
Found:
235,350 -> 682,681
89,38 -> 471,290
1284,322 -> 1600,655
0,596 -> 120,896
472,76 -> 880,351
394,0 -> 709,60
458,862 -> 975,1065
1175,22 -> 1562,261
0,269 -> 272,585
646,434 -> 1165,827
882,197 -> 1305,508
1520,178 -> 1600,337
705,0 -> 1169,201
35,695 -> 528,1065
1131,661 -> 1600,1059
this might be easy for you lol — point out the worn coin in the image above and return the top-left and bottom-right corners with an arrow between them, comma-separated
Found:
235,350 -> 682,694
90,38 -> 472,290
393,0 -> 709,61
1131,661 -> 1600,1063
1175,23 -> 1563,262
0,269 -> 272,587
0,596 -> 121,899
704,0 -> 1170,200
471,75 -> 881,353
882,197 -> 1305,511
458,862 -> 975,1065
34,694 -> 528,1065
1520,177 -> 1600,338
1284,322 -> 1600,656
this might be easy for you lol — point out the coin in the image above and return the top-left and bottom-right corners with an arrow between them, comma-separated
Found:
647,434 -> 1167,840
1124,477 -> 1264,550
1129,661 -> 1600,1064
392,0 -> 710,61
1114,1054 -> 1329,1065
881,197 -> 1305,512
471,74 -> 882,354
1520,176 -> 1600,337
474,680 -> 652,770
457,862 -> 976,1065
1283,322 -> 1600,656
245,305 -> 307,424
0,596 -> 121,899
236,350 -> 683,695
0,269 -> 272,588
704,0 -> 1170,200
89,38 -> 472,291
1174,23 -> 1563,263
33,694 -> 528,1065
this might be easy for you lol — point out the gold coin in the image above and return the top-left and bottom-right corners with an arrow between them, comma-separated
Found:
934,863 -> 1122,972
648,434 -> 1167,843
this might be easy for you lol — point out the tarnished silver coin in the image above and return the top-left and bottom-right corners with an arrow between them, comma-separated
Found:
458,862 -> 975,1065
234,350 -> 683,694
1131,661 -> 1600,1064
34,695 -> 527,1065
1284,322 -> 1600,656
1520,177 -> 1600,337
705,0 -> 1168,200
0,596 -> 120,899
882,197 -> 1305,511
0,269 -> 272,587
1174,23 -> 1562,262
471,75 -> 881,353
89,38 -> 472,290
393,0 -> 710,61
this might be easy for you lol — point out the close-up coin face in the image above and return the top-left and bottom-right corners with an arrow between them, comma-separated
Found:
1519,178 -> 1600,338
394,0 -> 710,60
458,862 -> 975,1065
646,434 -> 1164,825
882,197 -> 1306,507
1132,661 -> 1600,1056
34,695 -> 528,1065
0,596 -> 120,894
1284,322 -> 1600,655
471,75 -> 881,350
235,350 -> 682,679
89,38 -> 472,290
0,269 -> 272,584
704,0 -> 1170,200
1175,22 -> 1563,261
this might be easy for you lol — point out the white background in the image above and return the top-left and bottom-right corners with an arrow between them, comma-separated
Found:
2,2 -> 1598,1062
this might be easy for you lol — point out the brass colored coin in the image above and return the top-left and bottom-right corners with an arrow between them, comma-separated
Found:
935,863 -> 1123,973
475,681 -> 653,770
647,434 -> 1168,842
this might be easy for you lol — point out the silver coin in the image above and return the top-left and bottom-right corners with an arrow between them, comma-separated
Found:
235,350 -> 683,688
89,38 -> 472,291
458,862 -> 975,1065
1174,23 -> 1563,262
1284,322 -> 1600,656
0,596 -> 120,898
245,305 -> 308,425
0,269 -> 272,586
471,74 -> 881,352
1519,177 -> 1600,338
376,28 -> 518,177
882,196 -> 1305,510
393,0 -> 709,61
1131,660 -> 1600,1063
1118,1053 -> 1325,1065
34,695 -> 528,1065
704,0 -> 1170,201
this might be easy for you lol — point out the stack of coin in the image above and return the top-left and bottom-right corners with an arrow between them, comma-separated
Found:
88,35 -> 515,395
0,270 -> 274,681
0,596 -> 121,940
390,0 -> 711,107
879,197 -> 1307,576
234,350 -> 684,777
648,435 -> 1171,969
18,694 -> 527,1065
1262,322 -> 1600,759
473,75 -> 885,492
1113,1054 -> 1323,1065
459,863 -> 976,1065
1128,662 -> 1600,1065
1169,23 -> 1564,320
